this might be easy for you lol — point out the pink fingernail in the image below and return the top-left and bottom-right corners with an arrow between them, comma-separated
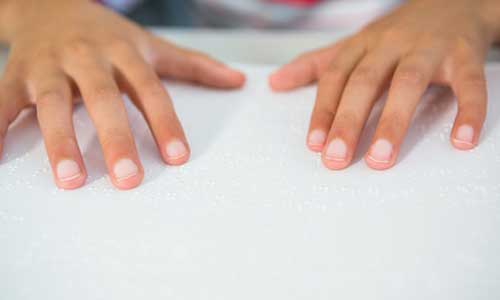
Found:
455,125 -> 474,145
368,139 -> 393,163
325,138 -> 347,161
56,159 -> 81,181
308,130 -> 326,146
113,158 -> 138,181
165,139 -> 188,159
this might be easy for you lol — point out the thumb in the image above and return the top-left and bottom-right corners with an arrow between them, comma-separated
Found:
148,36 -> 246,89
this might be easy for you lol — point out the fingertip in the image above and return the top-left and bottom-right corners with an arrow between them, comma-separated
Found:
268,69 -> 291,92
364,155 -> 395,171
52,158 -> 88,190
112,174 -> 144,190
165,154 -> 190,166
55,173 -> 87,190
208,66 -> 246,89
307,129 -> 327,153
308,144 -> 324,153
451,139 -> 477,151
111,172 -> 144,190
451,140 -> 477,151
364,139 -> 396,170
322,156 -> 351,170
111,158 -> 144,190
163,139 -> 191,166
451,124 -> 478,151
228,69 -> 246,88
321,138 -> 351,170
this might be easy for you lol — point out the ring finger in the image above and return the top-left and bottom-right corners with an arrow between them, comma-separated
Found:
365,47 -> 444,170
30,68 -> 87,189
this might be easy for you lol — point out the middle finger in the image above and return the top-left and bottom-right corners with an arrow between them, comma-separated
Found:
322,49 -> 400,170
64,56 -> 143,189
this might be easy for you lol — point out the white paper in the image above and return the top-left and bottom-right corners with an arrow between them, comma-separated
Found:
1,64 -> 499,299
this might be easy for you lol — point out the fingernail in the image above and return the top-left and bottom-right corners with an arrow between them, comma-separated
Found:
455,125 -> 474,145
56,159 -> 81,181
325,138 -> 347,161
368,139 -> 393,163
308,130 -> 327,146
165,139 -> 188,159
113,158 -> 138,181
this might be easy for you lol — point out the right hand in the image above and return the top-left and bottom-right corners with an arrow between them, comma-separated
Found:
0,0 -> 245,190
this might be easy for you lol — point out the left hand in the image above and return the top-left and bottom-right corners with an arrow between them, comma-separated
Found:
269,0 -> 500,170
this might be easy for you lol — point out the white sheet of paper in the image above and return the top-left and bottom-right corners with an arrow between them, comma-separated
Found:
1,64 -> 500,299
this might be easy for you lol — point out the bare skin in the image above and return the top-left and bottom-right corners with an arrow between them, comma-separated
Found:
270,0 -> 500,170
0,0 -> 245,190
1,0 -> 500,190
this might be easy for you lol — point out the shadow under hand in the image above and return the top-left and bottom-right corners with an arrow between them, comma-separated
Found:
352,87 -> 455,165
168,81 -> 245,163
77,79 -> 245,187
481,64 -> 500,141
81,134 -> 108,185
352,97 -> 386,164
2,109 -> 43,164
398,87 -> 455,162
79,98 -> 166,186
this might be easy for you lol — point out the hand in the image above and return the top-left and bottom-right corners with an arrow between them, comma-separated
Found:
270,0 -> 500,170
0,0 -> 245,189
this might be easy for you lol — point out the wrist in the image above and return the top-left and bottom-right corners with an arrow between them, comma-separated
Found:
479,0 -> 500,43
0,0 -> 91,43
0,0 -> 19,43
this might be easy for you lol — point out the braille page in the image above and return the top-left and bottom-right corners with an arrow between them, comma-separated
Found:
1,64 -> 499,299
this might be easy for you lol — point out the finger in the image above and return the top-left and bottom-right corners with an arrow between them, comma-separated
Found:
0,78 -> 28,159
306,44 -> 366,152
365,49 -> 444,170
30,70 -> 87,189
269,42 -> 345,92
149,37 -> 245,89
111,47 -> 190,166
64,56 -> 143,190
449,58 -> 487,150
322,49 -> 400,170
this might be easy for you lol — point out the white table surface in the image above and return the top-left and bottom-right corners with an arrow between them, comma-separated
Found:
1,29 -> 500,300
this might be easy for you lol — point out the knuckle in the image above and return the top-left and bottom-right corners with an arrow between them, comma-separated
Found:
64,38 -> 94,58
383,111 -> 405,126
107,37 -> 133,54
458,101 -> 487,117
320,67 -> 347,86
48,131 -> 74,144
454,35 -> 477,53
381,28 -> 405,42
100,128 -> 131,148
36,90 -> 66,106
315,100 -> 337,117
30,46 -> 58,64
186,50 -> 211,64
378,112 -> 406,134
87,84 -> 119,103
140,77 -> 166,99
459,69 -> 486,87
335,110 -> 360,128
393,67 -> 427,87
349,67 -> 379,86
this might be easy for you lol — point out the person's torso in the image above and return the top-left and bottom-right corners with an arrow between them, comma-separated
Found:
101,0 -> 401,29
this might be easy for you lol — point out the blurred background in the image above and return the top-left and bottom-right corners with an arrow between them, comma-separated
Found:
103,0 -> 401,30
